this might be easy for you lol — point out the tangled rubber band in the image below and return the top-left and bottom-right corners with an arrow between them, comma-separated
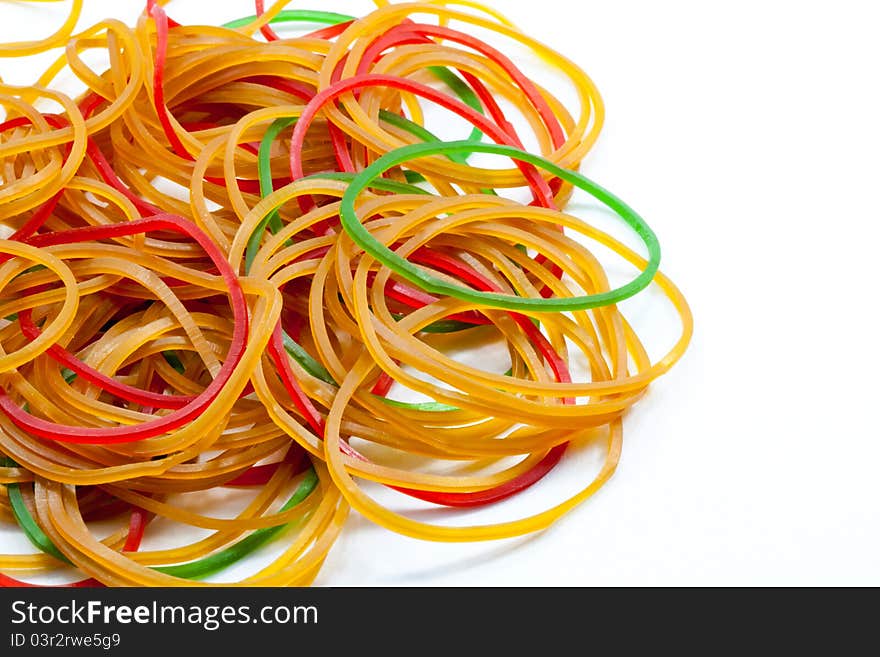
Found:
0,0 -> 692,586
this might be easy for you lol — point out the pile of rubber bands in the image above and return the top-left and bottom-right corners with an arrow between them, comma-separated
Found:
0,0 -> 692,586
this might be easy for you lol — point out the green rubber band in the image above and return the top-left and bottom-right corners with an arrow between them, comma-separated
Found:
258,119 -> 294,236
389,314 -> 476,334
425,67 -> 483,143
378,398 -> 458,413
245,116 -> 297,274
340,140 -> 661,312
8,482 -> 72,564
403,170 -> 424,185
162,350 -> 185,374
281,330 -> 334,384
222,10 -> 354,30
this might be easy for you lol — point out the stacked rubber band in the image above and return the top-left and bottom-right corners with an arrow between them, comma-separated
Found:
0,0 -> 692,586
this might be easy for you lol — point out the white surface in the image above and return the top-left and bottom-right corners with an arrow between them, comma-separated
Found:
1,0 -> 878,586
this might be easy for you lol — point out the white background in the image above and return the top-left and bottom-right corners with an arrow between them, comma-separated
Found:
1,0 -> 878,586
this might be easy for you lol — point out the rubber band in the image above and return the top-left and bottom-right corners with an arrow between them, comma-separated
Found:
339,140 -> 661,311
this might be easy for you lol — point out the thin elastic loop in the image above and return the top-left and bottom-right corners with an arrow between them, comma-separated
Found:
340,140 -> 660,311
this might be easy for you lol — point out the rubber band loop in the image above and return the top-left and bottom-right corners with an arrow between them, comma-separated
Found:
340,140 -> 661,311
